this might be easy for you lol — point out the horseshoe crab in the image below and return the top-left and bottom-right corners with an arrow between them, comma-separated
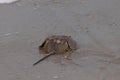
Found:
33,35 -> 77,66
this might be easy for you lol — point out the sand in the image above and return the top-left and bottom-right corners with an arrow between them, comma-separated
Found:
0,0 -> 120,80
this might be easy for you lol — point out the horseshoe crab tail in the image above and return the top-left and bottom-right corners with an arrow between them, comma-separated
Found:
33,52 -> 56,66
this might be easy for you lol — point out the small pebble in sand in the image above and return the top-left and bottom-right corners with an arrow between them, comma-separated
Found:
15,32 -> 19,34
52,76 -> 59,79
4,33 -> 12,36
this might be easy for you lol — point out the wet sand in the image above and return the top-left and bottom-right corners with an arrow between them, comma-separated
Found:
0,0 -> 120,80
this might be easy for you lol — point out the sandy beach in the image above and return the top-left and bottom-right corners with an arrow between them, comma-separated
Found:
0,0 -> 120,80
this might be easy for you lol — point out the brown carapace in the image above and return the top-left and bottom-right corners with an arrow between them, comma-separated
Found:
33,35 -> 77,66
